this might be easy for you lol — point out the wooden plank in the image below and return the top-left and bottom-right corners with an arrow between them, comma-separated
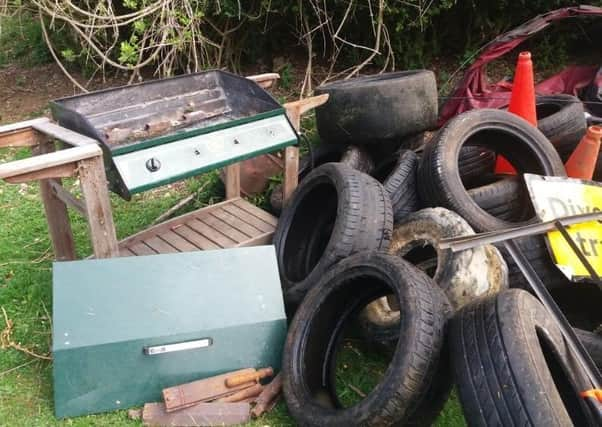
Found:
210,209 -> 263,237
246,73 -> 280,89
33,143 -> 77,262
232,199 -> 278,227
35,142 -> 76,262
162,368 -> 257,412
0,144 -> 101,180
38,177 -> 77,258
128,242 -> 157,256
49,180 -> 87,217
32,121 -> 97,147
0,117 -> 50,135
117,198 -> 241,249
198,214 -> 249,243
120,248 -> 136,257
251,373 -> 283,418
215,383 -> 264,403
79,155 -> 119,259
144,236 -> 178,254
0,128 -> 42,148
172,225 -> 220,250
283,94 -> 330,131
235,232 -> 274,248
187,219 -> 236,248
4,162 -> 77,184
224,162 -> 240,199
159,230 -> 199,252
142,402 -> 250,426
283,145 -> 299,204
221,204 -> 274,233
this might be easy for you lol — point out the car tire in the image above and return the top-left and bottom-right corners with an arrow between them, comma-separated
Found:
315,71 -> 438,145
536,95 -> 587,160
575,328 -> 602,371
372,150 -> 420,223
467,176 -> 529,221
418,109 -> 566,232
274,163 -> 392,308
283,252 -> 451,426
270,144 -> 347,214
458,146 -> 496,188
451,289 -> 594,426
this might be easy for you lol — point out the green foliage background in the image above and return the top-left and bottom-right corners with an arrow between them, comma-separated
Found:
3,1 -> 601,76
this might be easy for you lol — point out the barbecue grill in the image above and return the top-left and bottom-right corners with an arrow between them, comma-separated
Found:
51,71 -> 298,199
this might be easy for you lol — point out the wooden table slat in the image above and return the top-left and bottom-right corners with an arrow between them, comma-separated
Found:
197,214 -> 249,243
233,199 -> 278,227
210,209 -> 263,238
171,225 -> 221,250
186,219 -> 236,248
159,230 -> 201,252
221,204 -> 275,233
119,248 -> 137,257
128,242 -> 158,256
144,236 -> 178,254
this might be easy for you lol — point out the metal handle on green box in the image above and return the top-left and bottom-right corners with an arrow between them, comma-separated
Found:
144,338 -> 213,355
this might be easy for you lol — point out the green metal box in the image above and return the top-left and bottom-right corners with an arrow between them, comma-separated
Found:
52,246 -> 287,418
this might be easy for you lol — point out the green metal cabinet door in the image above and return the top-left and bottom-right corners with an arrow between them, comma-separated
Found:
52,246 -> 287,418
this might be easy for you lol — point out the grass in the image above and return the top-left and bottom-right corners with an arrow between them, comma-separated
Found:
0,141 -> 466,426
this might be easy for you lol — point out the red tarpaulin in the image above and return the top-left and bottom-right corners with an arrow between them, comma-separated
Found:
439,5 -> 602,125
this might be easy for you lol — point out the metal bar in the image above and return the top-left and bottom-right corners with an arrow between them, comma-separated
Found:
144,338 -> 212,355
439,212 -> 602,252
554,220 -> 602,287
504,240 -> 602,392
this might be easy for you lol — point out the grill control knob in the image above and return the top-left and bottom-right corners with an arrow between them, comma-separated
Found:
146,158 -> 161,172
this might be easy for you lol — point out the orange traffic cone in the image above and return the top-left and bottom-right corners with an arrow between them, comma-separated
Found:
495,51 -> 537,174
565,126 -> 602,180
508,52 -> 537,126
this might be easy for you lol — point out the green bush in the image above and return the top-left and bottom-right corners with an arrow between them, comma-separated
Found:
0,14 -> 50,66
2,1 -> 601,78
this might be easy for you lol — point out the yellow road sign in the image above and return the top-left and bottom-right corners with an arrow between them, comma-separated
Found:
525,173 -> 602,281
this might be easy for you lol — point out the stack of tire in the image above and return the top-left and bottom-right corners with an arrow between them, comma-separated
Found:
271,71 -> 602,426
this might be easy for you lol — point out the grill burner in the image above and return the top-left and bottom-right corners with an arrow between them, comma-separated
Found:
51,71 -> 297,199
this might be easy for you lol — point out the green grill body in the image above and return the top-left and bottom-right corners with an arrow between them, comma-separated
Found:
50,70 -> 298,199
52,246 -> 287,418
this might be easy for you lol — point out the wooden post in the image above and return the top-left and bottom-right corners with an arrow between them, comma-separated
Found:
37,141 -> 77,261
282,146 -> 299,204
79,155 -> 119,258
280,94 -> 329,204
283,94 -> 330,132
224,163 -> 241,199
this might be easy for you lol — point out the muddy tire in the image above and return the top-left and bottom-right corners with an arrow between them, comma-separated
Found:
458,146 -> 496,188
274,163 -> 392,308
283,252 -> 451,426
418,109 -> 566,232
270,144 -> 348,214
372,150 -> 420,223
339,145 -> 375,174
363,208 -> 507,322
575,328 -> 602,371
468,176 -> 529,221
536,95 -> 587,160
315,71 -> 438,145
451,289 -> 593,426
501,236 -> 571,291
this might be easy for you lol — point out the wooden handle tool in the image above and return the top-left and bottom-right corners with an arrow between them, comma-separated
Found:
225,367 -> 273,388
216,383 -> 264,402
251,373 -> 283,418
